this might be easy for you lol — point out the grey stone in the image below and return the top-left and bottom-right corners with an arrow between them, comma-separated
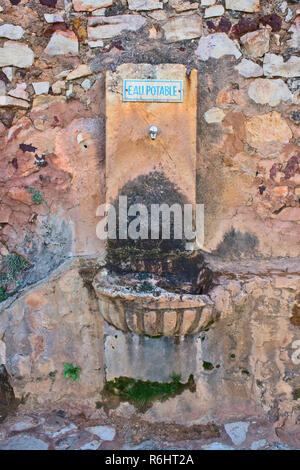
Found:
196,33 -> 241,61
78,440 -> 101,450
44,13 -> 64,23
279,1 -> 287,13
55,435 -> 79,450
235,58 -> 263,78
0,435 -> 48,450
88,15 -> 146,40
287,17 -> 300,49
204,5 -> 225,17
265,442 -> 294,450
263,53 -> 300,78
0,24 -> 24,40
33,82 -> 50,95
285,8 -> 293,22
0,96 -> 29,109
7,416 -> 39,432
45,31 -> 78,56
87,40 -> 104,48
86,425 -> 116,441
248,78 -> 292,106
52,423 -> 78,438
163,15 -> 202,42
204,107 -> 225,123
250,439 -> 268,450
202,442 -> 235,450
128,0 -> 163,10
224,421 -> 249,446
81,79 -> 92,91
225,0 -> 260,12
0,41 -> 34,68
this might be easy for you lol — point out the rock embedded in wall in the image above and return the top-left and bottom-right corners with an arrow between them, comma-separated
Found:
225,0 -> 260,13
263,53 -> 300,78
72,0 -> 113,11
235,58 -> 263,77
204,5 -> 225,17
45,30 -> 79,55
66,64 -> 92,80
196,33 -> 241,60
240,27 -> 270,58
0,41 -> 34,68
44,13 -> 65,23
162,15 -> 202,42
248,78 -> 292,107
204,107 -> 225,123
8,83 -> 28,101
287,16 -> 300,49
201,0 -> 216,5
169,0 -> 198,13
0,24 -> 24,40
245,111 -> 293,155
128,0 -> 163,10
0,96 -> 29,109
32,82 -> 50,95
87,15 -> 146,39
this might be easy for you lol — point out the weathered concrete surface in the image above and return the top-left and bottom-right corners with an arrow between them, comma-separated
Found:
106,64 -> 197,207
0,259 -> 105,405
0,0 -> 299,444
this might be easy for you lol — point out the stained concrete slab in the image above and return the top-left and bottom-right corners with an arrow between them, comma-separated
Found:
104,323 -> 202,382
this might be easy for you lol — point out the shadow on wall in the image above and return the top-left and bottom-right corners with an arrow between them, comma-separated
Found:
213,228 -> 259,259
0,365 -> 18,422
107,171 -> 188,254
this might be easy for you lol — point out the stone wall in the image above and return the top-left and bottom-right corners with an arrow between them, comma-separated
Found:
0,0 -> 299,436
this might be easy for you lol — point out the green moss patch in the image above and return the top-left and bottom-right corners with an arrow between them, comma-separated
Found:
203,361 -> 214,370
293,388 -> 300,400
0,253 -> 28,302
104,374 -> 195,412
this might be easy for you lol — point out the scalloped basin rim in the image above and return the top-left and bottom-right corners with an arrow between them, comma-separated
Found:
93,269 -> 215,337
93,283 -> 212,305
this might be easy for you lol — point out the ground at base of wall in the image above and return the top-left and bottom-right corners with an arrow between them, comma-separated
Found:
0,408 -> 297,451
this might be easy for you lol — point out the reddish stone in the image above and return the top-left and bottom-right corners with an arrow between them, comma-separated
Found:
260,14 -> 282,32
231,17 -> 259,37
40,0 -> 58,7
273,186 -> 289,197
270,163 -> 281,179
217,17 -> 231,33
7,187 -> 32,205
44,23 -> 68,38
283,154 -> 300,180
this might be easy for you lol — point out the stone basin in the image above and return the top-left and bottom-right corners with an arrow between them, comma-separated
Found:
93,268 -> 215,337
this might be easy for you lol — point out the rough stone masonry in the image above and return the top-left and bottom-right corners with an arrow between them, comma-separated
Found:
0,0 -> 299,450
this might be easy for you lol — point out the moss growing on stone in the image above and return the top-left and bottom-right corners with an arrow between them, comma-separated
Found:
27,186 -> 43,205
293,388 -> 300,400
104,374 -> 195,411
0,253 -> 28,302
203,319 -> 215,331
203,361 -> 214,370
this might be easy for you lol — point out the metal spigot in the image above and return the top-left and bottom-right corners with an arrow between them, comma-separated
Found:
149,125 -> 158,140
